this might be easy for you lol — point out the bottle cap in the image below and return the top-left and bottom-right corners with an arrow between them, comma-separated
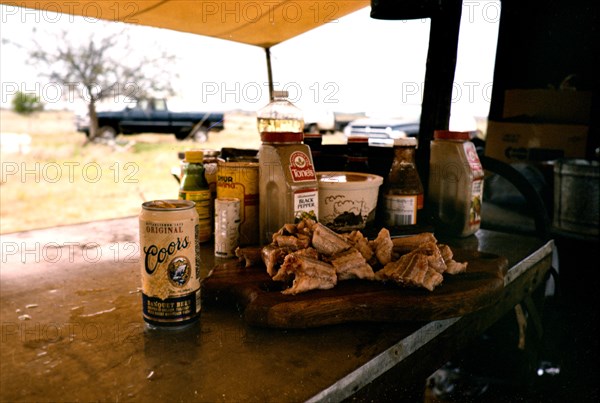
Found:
184,150 -> 204,163
272,90 -> 289,99
393,137 -> 418,147
434,130 -> 470,140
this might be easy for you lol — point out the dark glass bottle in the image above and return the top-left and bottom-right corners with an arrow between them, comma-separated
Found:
303,131 -> 323,171
344,136 -> 369,173
382,137 -> 424,226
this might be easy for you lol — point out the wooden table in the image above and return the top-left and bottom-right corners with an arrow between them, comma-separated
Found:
0,217 -> 553,402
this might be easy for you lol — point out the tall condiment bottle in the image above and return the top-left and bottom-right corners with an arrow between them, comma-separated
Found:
179,150 -> 212,243
303,131 -> 323,171
344,136 -> 370,173
257,90 -> 319,245
382,137 -> 424,226
428,130 -> 484,237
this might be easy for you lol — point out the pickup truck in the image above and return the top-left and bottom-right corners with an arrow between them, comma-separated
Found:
302,110 -> 367,135
77,98 -> 225,142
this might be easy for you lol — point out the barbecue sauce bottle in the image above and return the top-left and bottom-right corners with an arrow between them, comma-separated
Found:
382,137 -> 424,226
257,90 -> 319,245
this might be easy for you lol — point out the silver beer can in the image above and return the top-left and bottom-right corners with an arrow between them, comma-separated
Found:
214,197 -> 241,258
139,199 -> 200,327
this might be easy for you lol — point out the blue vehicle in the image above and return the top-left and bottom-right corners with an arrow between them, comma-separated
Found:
77,98 -> 225,142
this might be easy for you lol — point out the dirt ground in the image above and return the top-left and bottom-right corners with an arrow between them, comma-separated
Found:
0,109 -> 345,234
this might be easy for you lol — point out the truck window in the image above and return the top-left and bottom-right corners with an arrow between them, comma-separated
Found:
137,99 -> 149,111
154,99 -> 167,111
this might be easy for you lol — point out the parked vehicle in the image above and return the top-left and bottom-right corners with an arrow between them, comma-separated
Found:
303,109 -> 336,134
76,98 -> 225,142
302,110 -> 368,134
343,117 -> 420,146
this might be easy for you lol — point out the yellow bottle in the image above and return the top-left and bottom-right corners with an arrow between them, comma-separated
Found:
179,150 -> 212,243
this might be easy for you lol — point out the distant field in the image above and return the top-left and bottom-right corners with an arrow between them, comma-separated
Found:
0,109 -> 345,234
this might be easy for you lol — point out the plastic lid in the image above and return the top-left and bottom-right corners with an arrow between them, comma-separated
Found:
272,90 -> 289,98
434,130 -> 470,140
393,137 -> 418,147
184,150 -> 204,163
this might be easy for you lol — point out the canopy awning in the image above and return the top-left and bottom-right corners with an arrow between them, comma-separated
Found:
1,0 -> 370,48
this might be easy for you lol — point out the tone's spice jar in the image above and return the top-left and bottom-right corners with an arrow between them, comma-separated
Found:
139,199 -> 201,327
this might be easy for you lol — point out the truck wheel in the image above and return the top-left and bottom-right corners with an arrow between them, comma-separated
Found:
175,130 -> 190,140
190,125 -> 209,142
96,126 -> 117,141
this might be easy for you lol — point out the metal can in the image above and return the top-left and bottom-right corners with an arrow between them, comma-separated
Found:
217,159 -> 259,245
214,198 -> 241,258
139,200 -> 201,327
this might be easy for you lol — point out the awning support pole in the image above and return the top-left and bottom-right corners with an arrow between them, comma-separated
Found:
265,47 -> 274,101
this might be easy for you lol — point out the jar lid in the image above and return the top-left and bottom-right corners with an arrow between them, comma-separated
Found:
261,131 -> 304,143
434,130 -> 470,140
393,137 -> 418,147
184,150 -> 204,163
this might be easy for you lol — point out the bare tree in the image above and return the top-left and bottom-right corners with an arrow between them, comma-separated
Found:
29,24 -> 176,142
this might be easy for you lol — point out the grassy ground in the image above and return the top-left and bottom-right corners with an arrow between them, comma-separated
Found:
0,109 -> 345,234
0,110 -> 255,234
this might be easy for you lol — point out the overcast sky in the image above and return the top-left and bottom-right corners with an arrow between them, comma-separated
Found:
0,2 -> 500,121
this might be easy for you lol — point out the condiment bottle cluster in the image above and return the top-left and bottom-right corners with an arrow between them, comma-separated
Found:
139,89 -> 486,328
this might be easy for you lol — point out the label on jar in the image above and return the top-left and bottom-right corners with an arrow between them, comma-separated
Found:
469,179 -> 484,226
214,198 -> 241,258
383,195 -> 419,225
293,188 -> 318,222
289,151 -> 316,182
179,189 -> 212,242
216,161 -> 259,246
464,141 -> 484,175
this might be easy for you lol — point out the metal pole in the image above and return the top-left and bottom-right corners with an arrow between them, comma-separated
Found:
265,47 -> 274,101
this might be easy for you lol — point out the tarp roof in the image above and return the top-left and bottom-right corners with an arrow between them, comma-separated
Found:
1,1 -> 370,48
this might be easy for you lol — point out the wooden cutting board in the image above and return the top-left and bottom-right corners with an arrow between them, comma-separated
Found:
201,249 -> 508,328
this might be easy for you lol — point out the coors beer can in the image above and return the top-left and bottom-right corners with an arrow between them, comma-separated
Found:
139,200 -> 201,327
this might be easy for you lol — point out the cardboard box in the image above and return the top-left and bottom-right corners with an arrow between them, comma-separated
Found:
503,89 -> 593,124
485,120 -> 589,163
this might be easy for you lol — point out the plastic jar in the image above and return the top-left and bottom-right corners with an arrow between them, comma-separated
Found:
428,130 -> 484,237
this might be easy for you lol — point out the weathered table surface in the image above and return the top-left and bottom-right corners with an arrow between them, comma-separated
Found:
0,216 -> 553,402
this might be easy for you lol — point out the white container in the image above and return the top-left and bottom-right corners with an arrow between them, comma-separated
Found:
317,171 -> 383,232
214,198 -> 241,258
428,130 -> 484,237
